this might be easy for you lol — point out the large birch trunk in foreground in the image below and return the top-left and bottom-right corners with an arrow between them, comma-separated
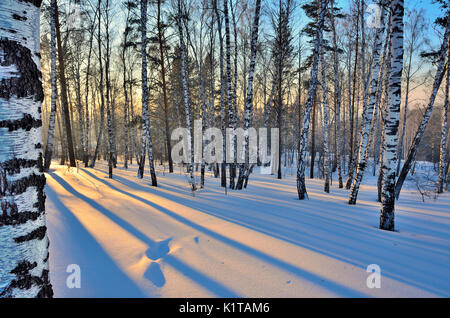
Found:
394,15 -> 449,199
0,0 -> 53,297
380,0 -> 404,231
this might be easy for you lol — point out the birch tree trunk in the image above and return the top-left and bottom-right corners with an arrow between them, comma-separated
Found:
44,0 -> 58,171
177,0 -> 196,191
297,0 -> 327,200
122,3 -> 131,169
319,16 -> 331,193
157,0 -> 173,173
0,0 -> 53,298
224,0 -> 236,189
213,0 -> 227,188
54,0 -> 76,167
345,2 -> 360,189
349,1 -> 386,204
438,41 -> 449,193
90,0 -> 106,169
83,7 -> 97,167
395,15 -> 449,199
330,0 -> 343,188
138,0 -> 157,186
236,0 -> 261,190
105,0 -> 115,178
380,0 -> 404,231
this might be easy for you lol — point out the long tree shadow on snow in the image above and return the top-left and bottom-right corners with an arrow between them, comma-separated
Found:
45,183 -> 146,297
48,172 -> 239,297
81,168 -> 369,297
87,168 -> 450,297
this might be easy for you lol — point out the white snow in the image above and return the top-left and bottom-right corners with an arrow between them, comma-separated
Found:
45,161 -> 450,297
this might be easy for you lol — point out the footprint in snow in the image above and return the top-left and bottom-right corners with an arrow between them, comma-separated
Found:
144,262 -> 165,287
145,238 -> 172,261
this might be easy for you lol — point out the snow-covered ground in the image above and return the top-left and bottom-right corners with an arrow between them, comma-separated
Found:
45,161 -> 450,297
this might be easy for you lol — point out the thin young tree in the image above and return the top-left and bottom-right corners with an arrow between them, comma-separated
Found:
90,0 -> 106,168
330,0 -> 343,188
137,0 -> 158,186
176,0 -> 196,190
395,14 -> 449,199
44,0 -> 58,171
157,0 -> 173,173
348,0 -> 386,204
213,0 -> 227,188
297,0 -> 328,200
438,38 -> 450,193
55,0 -> 76,167
236,0 -> 262,190
83,4 -> 98,167
224,0 -> 237,189
0,0 -> 53,297
319,6 -> 331,193
396,8 -> 426,176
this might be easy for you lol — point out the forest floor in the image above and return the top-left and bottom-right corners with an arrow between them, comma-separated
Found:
44,161 -> 450,297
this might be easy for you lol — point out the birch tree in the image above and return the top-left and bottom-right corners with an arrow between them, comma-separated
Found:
177,0 -> 196,190
330,0 -> 343,188
348,0 -> 386,204
319,6 -> 330,193
213,0 -> 227,188
54,0 -> 76,167
157,0 -> 173,173
224,0 -> 237,189
44,0 -> 58,172
395,14 -> 449,199
380,0 -> 404,231
438,39 -> 450,193
0,0 -> 53,297
236,0 -> 262,190
297,0 -> 328,200
137,0 -> 158,186
90,0 -> 106,168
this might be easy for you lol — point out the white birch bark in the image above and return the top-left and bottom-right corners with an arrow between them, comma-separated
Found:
213,0 -> 227,188
319,17 -> 331,193
438,41 -> 449,193
330,0 -> 343,188
177,0 -> 196,191
90,0 -> 105,169
137,0 -> 157,186
0,0 -> 53,298
380,0 -> 404,231
224,0 -> 236,189
349,1 -> 386,204
43,0 -> 57,172
236,0 -> 261,190
297,0 -> 328,200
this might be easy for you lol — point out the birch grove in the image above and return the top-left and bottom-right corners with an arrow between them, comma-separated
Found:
1,1 -> 450,296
